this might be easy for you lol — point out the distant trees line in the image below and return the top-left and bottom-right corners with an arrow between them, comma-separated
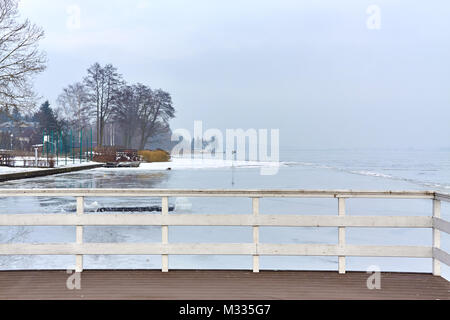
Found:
56,62 -> 176,149
0,1 -> 176,151
0,61 -> 177,151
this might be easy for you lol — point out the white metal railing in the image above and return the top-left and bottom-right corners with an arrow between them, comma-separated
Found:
0,189 -> 449,275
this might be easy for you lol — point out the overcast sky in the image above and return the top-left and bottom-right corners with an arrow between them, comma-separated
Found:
17,0 -> 450,149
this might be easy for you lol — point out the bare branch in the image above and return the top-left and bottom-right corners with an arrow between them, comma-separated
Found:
0,0 -> 46,111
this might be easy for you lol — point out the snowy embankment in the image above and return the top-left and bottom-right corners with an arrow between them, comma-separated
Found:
0,161 -> 100,175
0,166 -> 42,174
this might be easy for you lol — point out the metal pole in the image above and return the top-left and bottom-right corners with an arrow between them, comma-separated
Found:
56,133 -> 59,166
60,133 -> 62,165
46,130 -> 49,164
80,129 -> 82,164
91,127 -> 93,161
86,136 -> 88,163
51,130 -> 53,155
64,132 -> 67,165
71,130 -> 74,164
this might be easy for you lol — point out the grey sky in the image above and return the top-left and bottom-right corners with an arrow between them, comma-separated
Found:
18,0 -> 450,149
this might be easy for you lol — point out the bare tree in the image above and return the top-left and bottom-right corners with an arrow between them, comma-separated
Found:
0,0 -> 46,110
84,63 -> 122,146
136,87 -> 175,150
113,85 -> 139,148
56,82 -> 91,131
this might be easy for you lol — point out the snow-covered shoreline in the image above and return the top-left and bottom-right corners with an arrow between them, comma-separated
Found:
98,157 -> 283,171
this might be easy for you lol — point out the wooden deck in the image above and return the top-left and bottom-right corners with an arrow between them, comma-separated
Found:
0,270 -> 448,300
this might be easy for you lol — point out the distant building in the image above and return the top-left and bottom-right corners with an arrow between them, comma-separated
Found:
0,121 -> 40,150
0,121 -> 39,132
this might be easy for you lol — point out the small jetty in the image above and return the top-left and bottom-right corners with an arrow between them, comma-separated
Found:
104,161 -> 141,168
0,163 -> 104,182
97,205 -> 175,212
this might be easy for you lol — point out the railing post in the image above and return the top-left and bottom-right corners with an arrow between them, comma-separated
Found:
338,197 -> 346,274
162,197 -> 169,272
76,196 -> 84,272
432,199 -> 441,276
252,197 -> 260,273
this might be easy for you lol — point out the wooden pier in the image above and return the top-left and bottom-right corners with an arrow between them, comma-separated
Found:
0,270 -> 448,300
0,189 -> 448,300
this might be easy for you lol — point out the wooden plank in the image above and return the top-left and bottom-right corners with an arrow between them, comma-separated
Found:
434,217 -> 450,234
0,214 -> 433,228
0,243 -> 256,255
433,248 -> 450,267
254,215 -> 432,228
344,245 -> 432,258
257,244 -> 431,258
0,243 -> 433,258
258,244 -> 338,256
0,270 -> 448,300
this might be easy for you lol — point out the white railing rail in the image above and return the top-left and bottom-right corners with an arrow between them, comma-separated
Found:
0,189 -> 448,275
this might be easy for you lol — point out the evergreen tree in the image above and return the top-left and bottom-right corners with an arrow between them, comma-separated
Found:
34,101 -> 60,132
0,107 -> 10,123
11,107 -> 21,122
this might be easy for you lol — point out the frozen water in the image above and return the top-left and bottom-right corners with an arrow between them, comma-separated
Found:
0,149 -> 449,279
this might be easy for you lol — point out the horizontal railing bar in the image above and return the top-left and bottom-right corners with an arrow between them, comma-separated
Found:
0,214 -> 434,228
0,189 -> 436,199
0,243 -> 431,258
259,244 -> 431,257
0,243 -> 255,255
433,217 -> 450,234
433,248 -> 450,266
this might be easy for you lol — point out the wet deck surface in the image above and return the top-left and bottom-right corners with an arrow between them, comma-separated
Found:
0,270 -> 448,300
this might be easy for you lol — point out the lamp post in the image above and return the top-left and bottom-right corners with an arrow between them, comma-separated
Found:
10,133 -> 13,151
231,150 -> 236,186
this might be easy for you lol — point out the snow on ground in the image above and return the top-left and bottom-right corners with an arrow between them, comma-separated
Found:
98,157 -> 283,172
1,156 -> 282,175
0,166 -> 42,174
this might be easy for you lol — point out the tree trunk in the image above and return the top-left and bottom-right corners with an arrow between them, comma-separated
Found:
139,135 -> 146,150
96,105 -> 99,147
99,121 -> 104,147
